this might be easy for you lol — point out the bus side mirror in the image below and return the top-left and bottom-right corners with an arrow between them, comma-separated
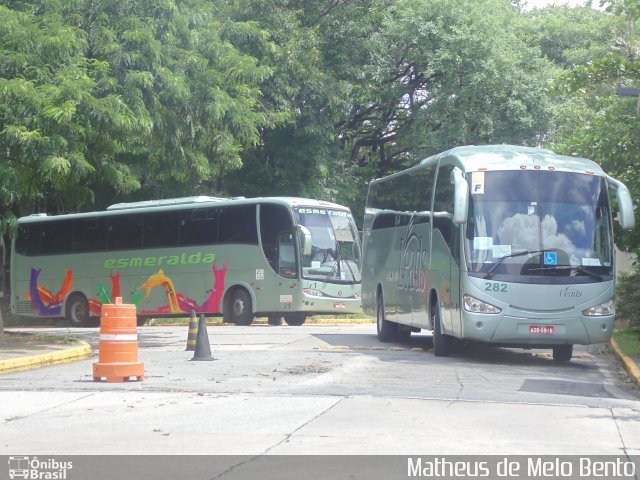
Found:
298,225 -> 313,256
607,176 -> 635,230
451,167 -> 469,225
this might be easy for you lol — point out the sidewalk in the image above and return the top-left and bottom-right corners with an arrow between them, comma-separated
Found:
0,331 -> 92,374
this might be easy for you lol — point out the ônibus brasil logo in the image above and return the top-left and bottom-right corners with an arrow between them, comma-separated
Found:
8,456 -> 73,480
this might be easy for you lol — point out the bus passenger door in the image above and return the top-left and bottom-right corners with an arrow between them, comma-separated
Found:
449,224 -> 462,338
396,213 -> 414,325
408,213 -> 430,326
277,231 -> 298,280
432,164 -> 460,336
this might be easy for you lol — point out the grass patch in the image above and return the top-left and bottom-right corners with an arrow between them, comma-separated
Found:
146,314 -> 374,325
2,332 -> 82,346
613,328 -> 640,356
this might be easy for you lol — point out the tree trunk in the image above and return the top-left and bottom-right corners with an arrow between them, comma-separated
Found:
0,301 -> 5,345
0,230 -> 6,344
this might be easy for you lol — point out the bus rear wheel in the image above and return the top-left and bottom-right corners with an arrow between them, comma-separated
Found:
431,305 -> 452,357
376,294 -> 397,342
267,315 -> 282,326
66,294 -> 91,327
552,344 -> 573,362
283,314 -> 306,326
224,288 -> 254,326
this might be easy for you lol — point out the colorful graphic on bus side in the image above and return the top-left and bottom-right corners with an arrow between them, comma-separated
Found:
24,260 -> 229,316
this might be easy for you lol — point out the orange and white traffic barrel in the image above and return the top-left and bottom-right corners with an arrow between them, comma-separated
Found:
93,297 -> 144,382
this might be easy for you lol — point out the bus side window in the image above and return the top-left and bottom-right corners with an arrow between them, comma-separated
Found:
107,215 -> 143,250
143,211 -> 180,248
371,212 -> 395,230
180,208 -> 218,246
73,218 -> 106,253
15,224 -> 42,256
41,220 -> 74,255
219,205 -> 258,244
260,204 -> 293,272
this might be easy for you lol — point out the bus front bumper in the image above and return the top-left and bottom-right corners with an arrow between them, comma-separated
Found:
461,313 -> 615,346
298,293 -> 362,315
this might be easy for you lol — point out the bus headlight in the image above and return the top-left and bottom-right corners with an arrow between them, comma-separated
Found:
463,295 -> 502,314
582,299 -> 614,317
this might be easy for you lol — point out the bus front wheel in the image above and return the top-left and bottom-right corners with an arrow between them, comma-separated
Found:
224,288 -> 254,326
552,344 -> 573,362
431,306 -> 452,357
376,294 -> 397,342
66,294 -> 90,327
283,314 -> 306,326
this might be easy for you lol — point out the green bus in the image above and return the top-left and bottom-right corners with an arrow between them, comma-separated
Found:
362,145 -> 635,361
10,196 -> 362,326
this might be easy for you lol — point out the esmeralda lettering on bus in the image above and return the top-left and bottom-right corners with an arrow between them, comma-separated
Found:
104,252 -> 216,269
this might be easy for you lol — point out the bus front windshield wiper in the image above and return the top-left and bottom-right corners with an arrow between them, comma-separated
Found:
523,265 -> 604,280
484,250 -> 547,279
327,241 -> 356,281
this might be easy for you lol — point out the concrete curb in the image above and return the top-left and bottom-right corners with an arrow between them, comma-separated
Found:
151,318 -> 375,327
0,341 -> 92,375
610,338 -> 640,387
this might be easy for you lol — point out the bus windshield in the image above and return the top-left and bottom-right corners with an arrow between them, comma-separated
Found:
465,170 -> 614,282
294,208 -> 362,283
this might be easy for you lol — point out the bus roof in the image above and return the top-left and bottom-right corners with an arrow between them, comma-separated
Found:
17,197 -> 351,224
420,144 -> 607,176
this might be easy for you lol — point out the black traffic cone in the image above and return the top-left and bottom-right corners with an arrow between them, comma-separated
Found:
185,310 -> 198,351
191,314 -> 214,361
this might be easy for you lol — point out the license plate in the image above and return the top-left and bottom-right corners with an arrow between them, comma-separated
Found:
529,325 -> 554,335
334,302 -> 346,309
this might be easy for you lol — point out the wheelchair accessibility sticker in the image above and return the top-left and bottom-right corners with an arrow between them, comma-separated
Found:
544,251 -> 558,265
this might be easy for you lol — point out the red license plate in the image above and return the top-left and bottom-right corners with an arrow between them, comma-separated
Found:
529,325 -> 554,335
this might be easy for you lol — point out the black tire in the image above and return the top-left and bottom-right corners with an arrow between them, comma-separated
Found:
376,294 -> 397,342
224,288 -> 254,326
66,294 -> 90,327
397,329 -> 411,343
267,315 -> 283,326
283,314 -> 306,326
552,344 -> 573,362
432,305 -> 452,357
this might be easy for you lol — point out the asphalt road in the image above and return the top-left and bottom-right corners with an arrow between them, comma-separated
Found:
1,323 -> 639,457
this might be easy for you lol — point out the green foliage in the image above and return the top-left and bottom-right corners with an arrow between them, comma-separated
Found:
617,265 -> 640,327
335,0 -> 555,204
0,0 -> 630,223
612,327 -> 640,355
524,5 -> 616,69
548,0 -> 640,252
0,0 -> 286,218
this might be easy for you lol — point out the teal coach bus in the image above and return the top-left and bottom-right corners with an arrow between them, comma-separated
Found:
10,196 -> 362,326
362,145 -> 635,361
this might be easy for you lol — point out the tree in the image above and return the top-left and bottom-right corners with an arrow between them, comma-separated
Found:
330,0 -> 556,214
0,0 -> 290,216
223,0 -> 564,216
0,0 -> 291,333
548,0 -> 640,252
222,0 -> 385,202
